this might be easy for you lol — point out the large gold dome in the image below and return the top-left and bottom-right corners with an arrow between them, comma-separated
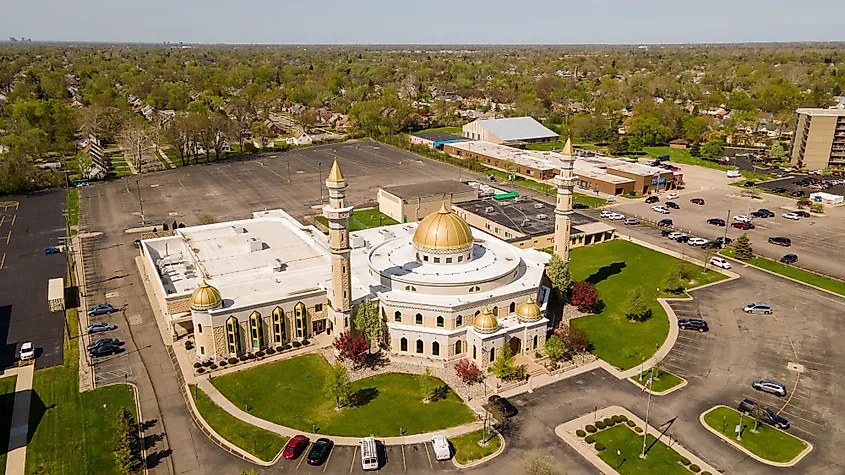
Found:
190,280 -> 222,311
516,297 -> 542,322
413,203 -> 474,251
473,309 -> 498,333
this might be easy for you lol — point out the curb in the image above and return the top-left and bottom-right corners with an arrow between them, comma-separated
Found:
451,432 -> 506,469
626,372 -> 688,396
719,252 -> 845,301
698,405 -> 813,467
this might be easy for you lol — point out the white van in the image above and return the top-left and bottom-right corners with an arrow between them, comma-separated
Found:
727,169 -> 742,178
430,435 -> 451,461
360,437 -> 379,471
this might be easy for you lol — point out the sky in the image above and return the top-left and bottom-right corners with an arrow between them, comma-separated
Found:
3,0 -> 844,45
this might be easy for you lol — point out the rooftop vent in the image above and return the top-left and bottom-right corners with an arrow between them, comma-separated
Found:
536,214 -> 548,220
248,237 -> 263,252
269,258 -> 285,272
533,203 -> 544,209
485,206 -> 495,213
233,225 -> 246,234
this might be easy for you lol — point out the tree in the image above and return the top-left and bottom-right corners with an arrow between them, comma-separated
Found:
623,286 -> 652,322
660,268 -> 685,294
324,361 -> 352,409
700,139 -> 725,158
332,330 -> 368,367
250,120 -> 272,149
113,407 -> 143,474
119,121 -> 155,171
240,470 -> 260,475
78,152 -> 94,179
299,108 -> 319,129
544,335 -> 566,365
569,281 -> 600,312
689,141 -> 701,157
627,114 -> 672,146
749,405 -> 766,433
769,142 -> 786,160
420,367 -> 436,403
555,323 -> 589,355
454,359 -> 481,384
734,233 -> 753,260
546,253 -> 572,297
354,299 -> 383,353
811,202 -> 825,214
489,344 -> 516,380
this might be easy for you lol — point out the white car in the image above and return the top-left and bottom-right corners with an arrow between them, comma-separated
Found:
666,192 -> 680,200
652,206 -> 670,214
733,215 -> 751,223
600,210 -> 615,218
430,436 -> 451,461
782,212 -> 800,220
667,231 -> 687,240
20,342 -> 34,361
688,237 -> 708,246
608,213 -> 626,221
709,257 -> 732,269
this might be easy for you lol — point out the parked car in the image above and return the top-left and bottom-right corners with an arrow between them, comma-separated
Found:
731,221 -> 755,230
752,379 -> 787,397
87,304 -> 115,317
85,322 -> 116,334
732,215 -> 752,223
661,229 -> 673,237
488,395 -> 518,418
667,231 -> 686,240
430,436 -> 451,461
572,203 -> 589,209
657,218 -> 673,227
738,398 -> 758,414
789,190 -> 805,197
743,181 -> 756,187
675,234 -> 690,243
709,257 -> 732,269
780,253 -> 798,264
782,212 -> 800,220
624,217 -> 639,225
307,438 -> 333,466
283,435 -> 309,460
87,338 -> 123,351
19,342 -> 35,360
678,318 -> 709,332
707,218 -> 726,226
690,198 -> 705,205
744,302 -> 773,315
714,237 -> 733,246
651,205 -> 670,214
768,237 -> 792,247
795,211 -> 810,217
762,408 -> 791,429
751,209 -> 774,218
608,213 -> 625,221
645,196 -> 660,204
771,187 -> 788,194
702,241 -> 722,250
688,237 -> 708,247
44,245 -> 63,255
89,344 -> 122,358
600,210 -> 615,218
666,192 -> 680,199
665,202 -> 680,209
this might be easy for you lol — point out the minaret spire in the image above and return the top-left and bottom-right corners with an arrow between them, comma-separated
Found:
323,157 -> 354,336
554,136 -> 578,261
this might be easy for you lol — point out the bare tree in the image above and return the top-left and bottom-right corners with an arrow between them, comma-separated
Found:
119,121 -> 155,172
521,451 -> 561,475
209,113 -> 233,160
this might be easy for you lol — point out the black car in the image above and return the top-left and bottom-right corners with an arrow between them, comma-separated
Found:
87,338 -> 123,351
743,181 -> 756,187
780,253 -> 798,264
707,218 -> 726,226
645,196 -> 659,204
755,209 -> 775,218
714,236 -> 733,246
306,438 -> 333,466
738,398 -> 758,414
796,211 -> 810,217
661,229 -> 673,237
675,235 -> 690,243
665,202 -> 680,209
762,408 -> 790,429
702,241 -> 722,249
89,344 -> 122,358
690,198 -> 705,205
488,395 -> 518,418
678,318 -> 708,332
768,237 -> 792,247
657,218 -> 673,227
572,203 -> 589,209
771,187 -> 788,194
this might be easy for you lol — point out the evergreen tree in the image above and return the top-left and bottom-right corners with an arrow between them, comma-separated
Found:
354,299 -> 383,353
113,407 -> 143,474
734,233 -> 753,260
546,253 -> 572,296
489,344 -> 516,380
325,361 -> 352,409
623,286 -> 652,322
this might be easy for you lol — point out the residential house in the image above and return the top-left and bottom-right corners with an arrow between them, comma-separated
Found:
286,131 -> 313,146
79,135 -> 108,180
669,138 -> 691,149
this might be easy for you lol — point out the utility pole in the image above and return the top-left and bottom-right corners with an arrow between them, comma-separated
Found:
318,162 -> 323,203
641,367 -> 654,458
287,157 -> 291,182
724,209 -> 730,243
136,180 -> 144,225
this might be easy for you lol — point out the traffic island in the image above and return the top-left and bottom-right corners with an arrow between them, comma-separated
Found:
700,406 -> 812,466
629,367 -> 686,395
451,429 -> 504,468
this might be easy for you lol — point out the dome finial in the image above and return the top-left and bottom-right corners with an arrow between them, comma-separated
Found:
438,202 -> 450,213
326,159 -> 344,183
561,135 -> 574,156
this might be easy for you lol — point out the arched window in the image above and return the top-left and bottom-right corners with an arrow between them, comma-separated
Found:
436,316 -> 444,327
456,315 -> 463,326
533,335 -> 538,350
249,311 -> 263,349
416,339 -> 424,354
456,340 -> 462,354
492,306 -> 498,317
400,337 -> 408,352
272,307 -> 285,343
225,317 -> 240,354
509,302 -> 516,313
473,345 -> 477,359
295,302 -> 306,338
489,347 -> 495,362
197,323 -> 203,334
394,311 -> 402,322
415,313 -> 423,325
432,341 -> 440,356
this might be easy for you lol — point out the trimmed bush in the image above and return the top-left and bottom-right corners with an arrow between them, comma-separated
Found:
701,472 -> 712,475
193,362 -> 202,368
576,429 -> 586,437
585,425 -> 597,433
619,415 -> 628,422
197,367 -> 206,374
584,435 -> 595,444
689,464 -> 701,473
276,346 -> 285,352
246,353 -> 256,360
603,417 -> 613,426
634,427 -> 643,433
283,344 -> 292,350
302,338 -> 310,345
209,364 -> 218,370
612,415 -> 623,423
219,360 -> 227,366
595,421 -> 605,430
202,360 -> 213,367
256,351 -> 265,357
239,354 -> 248,361
595,442 -> 606,451
292,341 -> 302,348
679,457 -> 691,466
228,357 -> 238,364
185,341 -> 194,349
266,348 -> 276,355
627,420 -> 636,427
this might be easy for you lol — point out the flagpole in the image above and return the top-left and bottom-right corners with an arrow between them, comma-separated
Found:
641,366 -> 654,459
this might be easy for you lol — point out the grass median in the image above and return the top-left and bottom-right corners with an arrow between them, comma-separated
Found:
451,429 -> 501,465
721,248 -> 845,297
703,406 -> 808,463
630,367 -> 684,393
591,424 -> 691,474
315,207 -> 398,231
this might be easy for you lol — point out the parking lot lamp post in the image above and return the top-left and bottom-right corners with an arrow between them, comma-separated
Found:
641,367 -> 654,458
318,162 -> 323,203
639,357 -> 645,381
724,209 -> 730,244
135,180 -> 144,225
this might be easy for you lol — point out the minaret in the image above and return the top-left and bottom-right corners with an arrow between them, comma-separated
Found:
323,159 -> 354,334
554,136 -> 578,261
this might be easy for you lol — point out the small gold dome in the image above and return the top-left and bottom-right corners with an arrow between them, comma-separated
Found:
190,280 -> 222,311
473,309 -> 498,333
413,203 -> 474,251
516,297 -> 542,322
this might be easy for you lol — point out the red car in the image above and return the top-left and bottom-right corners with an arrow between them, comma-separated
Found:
283,434 -> 309,460
731,221 -> 755,230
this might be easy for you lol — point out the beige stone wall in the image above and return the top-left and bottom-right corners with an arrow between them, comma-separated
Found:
212,326 -> 227,358
167,298 -> 191,315
331,254 -> 351,312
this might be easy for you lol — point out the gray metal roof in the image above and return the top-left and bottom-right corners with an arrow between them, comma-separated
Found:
380,180 -> 476,200
476,117 -> 558,142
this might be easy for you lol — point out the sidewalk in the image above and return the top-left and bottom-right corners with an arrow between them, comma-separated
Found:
5,364 -> 34,475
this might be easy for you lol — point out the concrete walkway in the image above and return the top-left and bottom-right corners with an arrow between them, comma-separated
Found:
196,379 -> 482,446
5,364 -> 35,475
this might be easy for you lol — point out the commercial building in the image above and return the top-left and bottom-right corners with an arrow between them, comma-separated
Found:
789,108 -> 845,170
378,180 -> 478,223
462,117 -> 558,145
810,192 -> 844,206
442,141 -> 679,196
409,132 -> 465,149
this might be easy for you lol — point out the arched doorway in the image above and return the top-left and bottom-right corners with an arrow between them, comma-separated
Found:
508,336 -> 522,356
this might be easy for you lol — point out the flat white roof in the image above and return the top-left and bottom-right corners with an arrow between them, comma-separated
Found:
797,108 -> 845,117
48,278 -> 64,301
472,116 -> 558,142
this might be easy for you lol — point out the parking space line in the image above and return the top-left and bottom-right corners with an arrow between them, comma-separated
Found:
672,340 -> 702,351
0,253 -> 5,269
10,215 -> 15,226
401,445 -> 406,472
323,445 -> 333,472
5,231 -> 10,244
789,425 -> 818,438
666,347 -> 699,359
423,441 -> 432,470
349,445 -> 357,473
0,216 -> 4,227
296,443 -> 311,469
778,409 -> 824,427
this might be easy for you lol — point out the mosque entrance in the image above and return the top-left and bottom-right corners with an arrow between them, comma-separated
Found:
508,336 -> 522,356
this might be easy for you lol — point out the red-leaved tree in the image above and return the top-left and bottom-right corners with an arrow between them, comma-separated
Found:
332,331 -> 368,367
454,359 -> 481,384
569,281 -> 600,313
555,323 -> 590,355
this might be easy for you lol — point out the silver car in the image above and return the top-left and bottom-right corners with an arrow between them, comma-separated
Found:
743,303 -> 772,315
752,379 -> 787,397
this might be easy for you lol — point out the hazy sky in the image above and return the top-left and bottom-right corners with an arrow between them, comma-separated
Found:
3,0 -> 844,44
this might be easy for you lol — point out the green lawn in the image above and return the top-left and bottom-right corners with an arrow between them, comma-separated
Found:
417,126 -> 462,135
190,385 -> 287,462
703,407 -> 808,463
592,425 -> 691,475
721,248 -> 845,297
0,375 -> 18,472
26,309 -> 137,475
210,354 -> 475,437
570,240 -> 727,370
525,141 -> 564,151
644,147 -> 731,171
315,207 -> 399,231
630,367 -> 684,393
66,188 -> 79,230
451,429 -> 501,465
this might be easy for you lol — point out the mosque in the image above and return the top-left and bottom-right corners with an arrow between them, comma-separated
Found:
139,139 -> 579,369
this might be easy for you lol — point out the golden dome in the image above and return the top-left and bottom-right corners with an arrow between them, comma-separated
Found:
413,203 -> 474,251
326,159 -> 345,183
190,280 -> 222,311
473,309 -> 498,333
516,297 -> 542,322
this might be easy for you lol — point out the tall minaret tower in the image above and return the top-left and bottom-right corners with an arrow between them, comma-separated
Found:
554,136 -> 578,261
323,159 -> 354,334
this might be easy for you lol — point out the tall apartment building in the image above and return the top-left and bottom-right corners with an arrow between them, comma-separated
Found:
789,108 -> 845,170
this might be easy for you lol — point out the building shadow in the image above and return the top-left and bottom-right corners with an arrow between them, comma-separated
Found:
585,262 -> 626,285
0,305 -> 13,369
0,388 -> 48,453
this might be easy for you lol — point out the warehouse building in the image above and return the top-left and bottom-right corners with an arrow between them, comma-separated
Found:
378,180 -> 479,223
462,117 -> 559,145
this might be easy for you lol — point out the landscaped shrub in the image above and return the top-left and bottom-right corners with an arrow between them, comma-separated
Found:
202,360 -> 212,367
293,341 -> 302,348
679,457 -> 691,466
595,421 -> 605,430
612,415 -> 623,423
603,417 -> 613,426
585,425 -> 597,433
197,367 -> 206,374
302,338 -> 310,345
534,351 -> 542,359
256,351 -> 265,357
219,360 -> 227,366
266,348 -> 276,355
689,464 -> 701,473
701,472 -> 712,475
594,442 -> 606,451
185,341 -> 194,349
626,420 -> 636,427
239,354 -> 248,361
209,364 -> 218,370
576,429 -> 586,437
246,353 -> 255,359
283,344 -> 292,350
634,427 -> 643,433
193,362 -> 202,368
619,415 -> 628,422
584,435 -> 595,444
228,357 -> 238,364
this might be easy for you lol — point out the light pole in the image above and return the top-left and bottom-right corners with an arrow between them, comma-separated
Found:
318,162 -> 323,203
724,209 -> 730,243
641,367 -> 654,459
287,157 -> 291,183
135,180 -> 144,225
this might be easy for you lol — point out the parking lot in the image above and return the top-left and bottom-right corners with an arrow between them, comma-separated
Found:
758,173 -> 845,198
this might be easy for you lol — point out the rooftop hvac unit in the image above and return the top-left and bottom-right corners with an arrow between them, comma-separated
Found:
533,203 -> 544,209
379,229 -> 395,242
351,235 -> 366,248
536,214 -> 548,220
521,219 -> 530,227
485,206 -> 495,213
269,258 -> 284,272
248,237 -> 263,252
233,225 -> 246,234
